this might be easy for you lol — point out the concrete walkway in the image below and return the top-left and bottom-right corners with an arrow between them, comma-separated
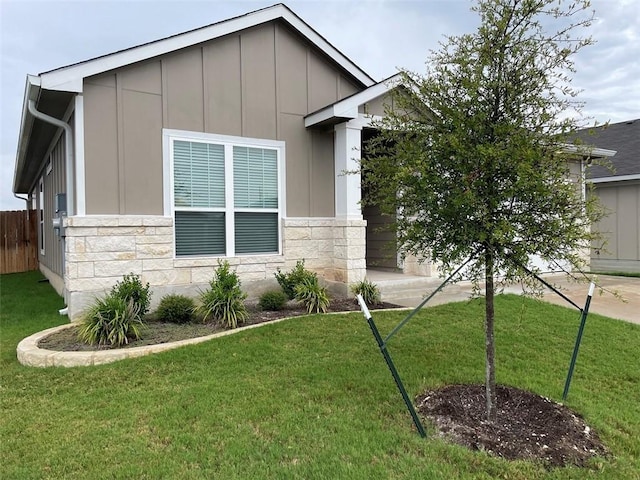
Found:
373,272 -> 639,325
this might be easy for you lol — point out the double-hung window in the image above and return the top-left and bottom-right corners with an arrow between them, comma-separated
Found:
166,131 -> 283,257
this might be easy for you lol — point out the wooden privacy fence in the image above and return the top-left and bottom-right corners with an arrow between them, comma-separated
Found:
1,210 -> 38,274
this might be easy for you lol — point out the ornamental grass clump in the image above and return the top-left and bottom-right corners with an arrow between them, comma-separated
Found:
198,261 -> 248,329
77,294 -> 144,347
294,277 -> 330,314
350,279 -> 382,305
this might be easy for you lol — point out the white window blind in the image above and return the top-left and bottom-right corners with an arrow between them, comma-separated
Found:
170,134 -> 281,257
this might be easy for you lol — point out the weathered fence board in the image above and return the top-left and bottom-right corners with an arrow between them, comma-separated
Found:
1,210 -> 38,274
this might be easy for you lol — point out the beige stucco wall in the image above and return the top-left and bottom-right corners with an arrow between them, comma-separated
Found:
82,21 -> 364,218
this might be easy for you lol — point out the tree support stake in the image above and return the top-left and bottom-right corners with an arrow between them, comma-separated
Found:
563,281 -> 595,401
357,295 -> 427,438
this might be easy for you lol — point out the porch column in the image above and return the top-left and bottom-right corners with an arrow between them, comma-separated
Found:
334,120 -> 362,219
332,120 -> 366,286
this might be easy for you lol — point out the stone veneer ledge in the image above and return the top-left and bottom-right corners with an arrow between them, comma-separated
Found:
17,317 -> 294,368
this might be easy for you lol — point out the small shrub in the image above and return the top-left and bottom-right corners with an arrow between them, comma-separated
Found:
198,261 -> 248,328
294,277 -> 330,314
78,294 -> 144,347
275,260 -> 317,300
350,279 -> 382,305
259,290 -> 287,311
110,273 -> 151,316
156,294 -> 196,323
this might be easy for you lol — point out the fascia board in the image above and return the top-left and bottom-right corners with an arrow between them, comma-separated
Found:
561,144 -> 617,158
305,74 -> 401,127
39,5 -> 374,94
590,173 -> 640,184
305,106 -> 358,127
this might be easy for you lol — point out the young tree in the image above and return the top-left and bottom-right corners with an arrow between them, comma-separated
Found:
363,0 -> 603,421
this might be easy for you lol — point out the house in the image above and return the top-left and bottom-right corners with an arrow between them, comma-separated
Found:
12,3 -> 618,320
13,3 -> 407,319
579,119 -> 640,273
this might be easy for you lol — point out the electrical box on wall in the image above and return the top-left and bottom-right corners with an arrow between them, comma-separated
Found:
55,193 -> 67,215
53,193 -> 67,237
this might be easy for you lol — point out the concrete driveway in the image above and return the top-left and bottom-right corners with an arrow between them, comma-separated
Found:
389,273 -> 639,325
523,274 -> 640,325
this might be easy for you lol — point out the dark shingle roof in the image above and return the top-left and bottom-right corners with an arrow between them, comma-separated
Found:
575,118 -> 640,179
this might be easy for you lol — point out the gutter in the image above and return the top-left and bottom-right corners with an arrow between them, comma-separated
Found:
589,173 -> 640,184
27,99 -> 74,216
14,193 -> 29,206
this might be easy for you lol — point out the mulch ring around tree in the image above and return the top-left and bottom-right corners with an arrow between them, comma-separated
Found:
416,384 -> 608,468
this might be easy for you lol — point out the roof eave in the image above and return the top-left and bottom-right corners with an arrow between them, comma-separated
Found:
561,144 -> 617,158
39,4 -> 375,94
13,75 -> 41,195
589,173 -> 640,184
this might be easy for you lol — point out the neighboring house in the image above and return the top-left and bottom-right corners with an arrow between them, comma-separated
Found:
13,3 -> 403,319
578,119 -> 640,273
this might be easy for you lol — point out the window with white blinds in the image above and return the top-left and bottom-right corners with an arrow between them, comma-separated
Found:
170,133 -> 282,257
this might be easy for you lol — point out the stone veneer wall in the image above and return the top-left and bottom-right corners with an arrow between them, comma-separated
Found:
283,218 -> 367,286
63,216 -> 366,320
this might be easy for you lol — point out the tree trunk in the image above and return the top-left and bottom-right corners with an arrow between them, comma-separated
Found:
485,249 -> 497,422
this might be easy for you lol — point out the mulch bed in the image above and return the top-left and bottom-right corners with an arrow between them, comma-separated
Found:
37,298 -> 399,352
416,384 -> 608,467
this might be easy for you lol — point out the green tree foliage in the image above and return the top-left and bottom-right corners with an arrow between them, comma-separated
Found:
363,0 -> 603,421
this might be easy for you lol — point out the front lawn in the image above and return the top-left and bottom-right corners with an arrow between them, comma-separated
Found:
1,271 -> 639,479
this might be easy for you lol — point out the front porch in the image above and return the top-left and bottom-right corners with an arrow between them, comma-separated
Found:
365,268 -> 474,308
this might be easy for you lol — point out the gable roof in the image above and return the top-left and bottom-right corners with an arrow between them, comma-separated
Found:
37,3 -> 375,92
577,119 -> 640,181
14,3 -> 376,195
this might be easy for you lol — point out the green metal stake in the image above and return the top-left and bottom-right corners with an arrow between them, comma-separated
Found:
562,282 -> 595,401
357,295 -> 427,438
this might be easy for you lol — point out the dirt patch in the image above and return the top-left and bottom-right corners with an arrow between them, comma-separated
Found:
38,298 -> 399,352
416,384 -> 608,467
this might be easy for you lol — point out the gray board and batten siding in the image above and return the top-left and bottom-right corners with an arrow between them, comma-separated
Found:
32,120 -> 68,280
590,183 -> 640,273
82,21 -> 363,218
581,119 -> 640,274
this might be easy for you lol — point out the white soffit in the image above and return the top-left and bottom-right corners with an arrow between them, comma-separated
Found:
38,4 -> 375,93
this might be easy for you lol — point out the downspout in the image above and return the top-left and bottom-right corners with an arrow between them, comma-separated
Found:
27,100 -> 74,216
27,99 -> 74,314
14,193 -> 30,213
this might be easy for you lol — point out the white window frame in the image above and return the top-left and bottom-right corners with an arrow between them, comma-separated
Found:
38,177 -> 45,255
163,129 -> 285,258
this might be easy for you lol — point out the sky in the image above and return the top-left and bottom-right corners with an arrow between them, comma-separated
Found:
1,0 -> 638,211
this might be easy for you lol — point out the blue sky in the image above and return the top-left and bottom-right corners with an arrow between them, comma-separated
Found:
1,0 -> 638,210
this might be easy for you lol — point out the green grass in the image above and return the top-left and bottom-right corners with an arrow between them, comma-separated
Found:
1,271 -> 639,479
